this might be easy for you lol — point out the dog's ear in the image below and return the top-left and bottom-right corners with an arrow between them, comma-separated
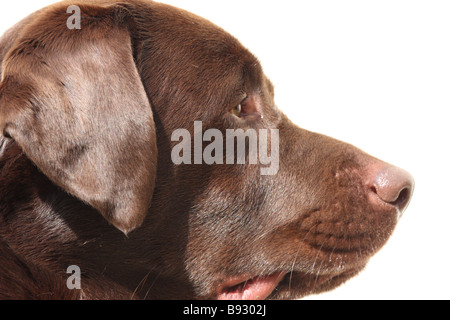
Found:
0,4 -> 157,234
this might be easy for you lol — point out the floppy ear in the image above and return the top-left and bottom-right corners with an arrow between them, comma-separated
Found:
0,4 -> 157,234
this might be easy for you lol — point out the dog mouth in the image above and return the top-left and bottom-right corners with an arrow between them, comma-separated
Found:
215,268 -> 361,300
214,245 -> 371,300
210,214 -> 392,300
217,272 -> 287,300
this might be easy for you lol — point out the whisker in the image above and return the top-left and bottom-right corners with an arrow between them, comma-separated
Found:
132,269 -> 153,299
308,236 -> 328,286
143,270 -> 162,300
289,243 -> 302,293
313,235 -> 332,290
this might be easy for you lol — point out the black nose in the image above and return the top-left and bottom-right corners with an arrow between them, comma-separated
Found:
370,165 -> 414,213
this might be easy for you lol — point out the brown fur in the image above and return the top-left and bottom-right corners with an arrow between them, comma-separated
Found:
0,0 -> 413,299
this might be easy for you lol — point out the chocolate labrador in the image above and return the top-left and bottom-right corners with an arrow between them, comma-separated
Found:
0,0 -> 414,300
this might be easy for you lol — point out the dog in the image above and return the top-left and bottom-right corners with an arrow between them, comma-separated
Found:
0,0 -> 414,299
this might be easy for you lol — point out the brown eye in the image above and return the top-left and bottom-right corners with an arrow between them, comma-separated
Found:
231,103 -> 242,117
230,95 -> 262,120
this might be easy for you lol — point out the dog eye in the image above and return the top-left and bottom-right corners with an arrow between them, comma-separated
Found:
231,96 -> 249,118
231,103 -> 242,117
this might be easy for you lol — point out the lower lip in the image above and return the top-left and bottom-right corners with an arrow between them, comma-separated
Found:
217,272 -> 286,300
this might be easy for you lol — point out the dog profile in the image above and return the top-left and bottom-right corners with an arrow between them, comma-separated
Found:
0,0 -> 414,299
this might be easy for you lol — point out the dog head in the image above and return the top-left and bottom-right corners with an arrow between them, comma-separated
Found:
0,0 -> 414,299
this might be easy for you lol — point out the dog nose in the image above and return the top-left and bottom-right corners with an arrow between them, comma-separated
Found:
369,165 -> 414,214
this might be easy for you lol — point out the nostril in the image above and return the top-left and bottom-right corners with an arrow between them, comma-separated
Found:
391,187 -> 411,211
370,185 -> 377,194
370,165 -> 414,213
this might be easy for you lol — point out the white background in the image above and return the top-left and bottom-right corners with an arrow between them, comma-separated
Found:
1,1 -> 449,300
